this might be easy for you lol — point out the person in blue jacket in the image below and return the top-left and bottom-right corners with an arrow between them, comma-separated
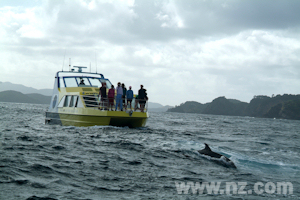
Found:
126,86 -> 134,110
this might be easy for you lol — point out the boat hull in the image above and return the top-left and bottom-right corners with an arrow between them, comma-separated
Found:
45,111 -> 148,128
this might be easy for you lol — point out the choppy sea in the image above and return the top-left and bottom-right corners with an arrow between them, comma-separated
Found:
0,102 -> 299,200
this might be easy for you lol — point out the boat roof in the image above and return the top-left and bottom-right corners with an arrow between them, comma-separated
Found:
56,66 -> 104,79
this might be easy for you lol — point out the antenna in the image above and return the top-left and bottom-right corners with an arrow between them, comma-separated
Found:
62,49 -> 66,71
90,62 -> 91,72
95,50 -> 97,73
69,58 -> 71,71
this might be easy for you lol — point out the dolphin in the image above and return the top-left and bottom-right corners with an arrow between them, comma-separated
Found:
198,143 -> 237,169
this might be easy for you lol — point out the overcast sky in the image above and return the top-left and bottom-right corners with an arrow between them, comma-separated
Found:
1,0 -> 300,106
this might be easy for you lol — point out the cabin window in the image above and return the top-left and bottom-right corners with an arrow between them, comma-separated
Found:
64,95 -> 71,107
74,96 -> 79,107
89,78 -> 102,87
59,78 -> 65,88
69,96 -> 76,107
57,96 -> 65,108
77,96 -> 84,108
64,78 -> 78,87
52,95 -> 57,108
100,79 -> 112,89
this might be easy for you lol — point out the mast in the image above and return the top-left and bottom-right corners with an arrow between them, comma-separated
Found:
62,49 -> 66,71
95,51 -> 97,73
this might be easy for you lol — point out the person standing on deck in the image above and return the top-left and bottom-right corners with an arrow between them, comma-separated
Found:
122,83 -> 127,109
108,85 -> 115,111
138,85 -> 147,112
115,82 -> 123,111
99,82 -> 107,110
126,86 -> 133,110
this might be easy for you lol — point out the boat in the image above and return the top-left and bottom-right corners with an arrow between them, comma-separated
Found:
45,66 -> 148,128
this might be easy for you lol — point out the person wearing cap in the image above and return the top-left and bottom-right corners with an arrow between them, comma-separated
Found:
115,82 -> 123,111
126,86 -> 133,110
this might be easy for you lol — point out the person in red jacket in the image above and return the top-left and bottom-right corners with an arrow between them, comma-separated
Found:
108,85 -> 115,111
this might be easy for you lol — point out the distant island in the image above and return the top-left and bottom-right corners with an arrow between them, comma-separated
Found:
167,95 -> 300,120
0,90 -> 52,105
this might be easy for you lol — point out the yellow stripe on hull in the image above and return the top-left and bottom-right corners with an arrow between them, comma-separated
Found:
59,114 -> 111,126
58,110 -> 148,128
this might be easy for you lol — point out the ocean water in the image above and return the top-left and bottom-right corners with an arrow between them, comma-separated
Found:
0,102 -> 299,200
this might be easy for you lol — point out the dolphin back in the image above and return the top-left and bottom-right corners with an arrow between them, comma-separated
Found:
198,143 -> 237,168
198,143 -> 216,156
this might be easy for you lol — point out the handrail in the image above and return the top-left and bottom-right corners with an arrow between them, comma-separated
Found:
80,94 -> 148,111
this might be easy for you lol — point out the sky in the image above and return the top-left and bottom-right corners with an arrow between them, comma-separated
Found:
1,0 -> 300,106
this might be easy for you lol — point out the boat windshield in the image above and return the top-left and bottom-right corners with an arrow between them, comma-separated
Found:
61,77 -> 111,88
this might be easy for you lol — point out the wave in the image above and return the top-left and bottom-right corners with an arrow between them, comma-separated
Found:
26,196 -> 58,200
1,104 -> 300,199
170,140 -> 299,173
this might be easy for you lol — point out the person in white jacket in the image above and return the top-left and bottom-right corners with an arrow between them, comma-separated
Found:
115,82 -> 123,111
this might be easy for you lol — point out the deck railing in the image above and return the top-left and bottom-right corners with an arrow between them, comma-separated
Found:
81,94 -> 148,112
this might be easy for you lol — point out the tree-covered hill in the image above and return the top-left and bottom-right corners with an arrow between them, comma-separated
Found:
168,94 -> 300,120
0,90 -> 51,104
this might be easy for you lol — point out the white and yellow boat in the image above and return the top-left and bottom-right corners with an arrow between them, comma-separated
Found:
45,66 -> 148,128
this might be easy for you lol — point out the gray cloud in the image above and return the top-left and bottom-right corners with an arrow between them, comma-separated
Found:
172,0 -> 300,36
1,0 -> 300,105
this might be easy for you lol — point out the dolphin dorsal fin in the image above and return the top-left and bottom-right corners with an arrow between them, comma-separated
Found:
204,143 -> 212,151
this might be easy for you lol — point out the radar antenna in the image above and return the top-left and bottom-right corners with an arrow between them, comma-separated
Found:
73,66 -> 87,72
